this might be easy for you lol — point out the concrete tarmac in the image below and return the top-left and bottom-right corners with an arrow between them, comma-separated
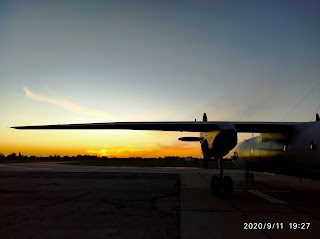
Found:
0,162 -> 320,239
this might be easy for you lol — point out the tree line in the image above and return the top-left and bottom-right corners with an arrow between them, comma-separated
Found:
0,152 -> 199,161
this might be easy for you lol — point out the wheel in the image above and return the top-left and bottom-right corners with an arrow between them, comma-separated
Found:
244,172 -> 249,182
211,175 -> 221,195
249,173 -> 254,182
222,176 -> 233,196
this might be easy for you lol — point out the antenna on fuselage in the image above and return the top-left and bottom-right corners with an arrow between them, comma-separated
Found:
203,113 -> 207,121
316,113 -> 320,121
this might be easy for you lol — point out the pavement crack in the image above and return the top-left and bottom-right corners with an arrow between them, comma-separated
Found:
49,206 -> 81,221
198,172 -> 209,185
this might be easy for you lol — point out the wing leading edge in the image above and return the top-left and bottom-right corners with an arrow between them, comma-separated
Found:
11,121 -> 306,133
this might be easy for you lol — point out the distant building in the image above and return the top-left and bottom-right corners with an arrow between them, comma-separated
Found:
185,156 -> 196,162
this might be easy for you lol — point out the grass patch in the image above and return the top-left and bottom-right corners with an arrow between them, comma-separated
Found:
64,160 -> 238,169
0,159 -> 238,169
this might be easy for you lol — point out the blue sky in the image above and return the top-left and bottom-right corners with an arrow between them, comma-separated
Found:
1,0 -> 320,157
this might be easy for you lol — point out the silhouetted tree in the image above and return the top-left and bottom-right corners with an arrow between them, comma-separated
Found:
7,153 -> 17,160
55,155 -> 61,160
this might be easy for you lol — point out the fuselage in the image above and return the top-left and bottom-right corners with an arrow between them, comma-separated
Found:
232,121 -> 320,180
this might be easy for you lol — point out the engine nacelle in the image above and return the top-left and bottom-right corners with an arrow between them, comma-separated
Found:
200,127 -> 237,158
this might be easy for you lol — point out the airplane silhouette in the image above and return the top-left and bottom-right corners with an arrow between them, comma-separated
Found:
12,112 -> 320,195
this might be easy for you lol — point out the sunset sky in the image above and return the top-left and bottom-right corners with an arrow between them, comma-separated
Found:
1,0 -> 320,158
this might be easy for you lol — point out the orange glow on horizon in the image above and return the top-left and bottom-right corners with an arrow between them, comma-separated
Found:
86,145 -> 202,158
0,144 -> 202,158
1,126 -> 250,158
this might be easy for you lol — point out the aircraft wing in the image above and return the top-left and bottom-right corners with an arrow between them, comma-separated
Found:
11,121 -> 303,133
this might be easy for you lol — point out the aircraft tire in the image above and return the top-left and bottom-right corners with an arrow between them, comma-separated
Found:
211,175 -> 221,195
244,172 -> 249,182
249,173 -> 254,182
222,176 -> 233,196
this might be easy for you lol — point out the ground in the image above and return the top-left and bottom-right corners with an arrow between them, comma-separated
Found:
0,162 -> 319,239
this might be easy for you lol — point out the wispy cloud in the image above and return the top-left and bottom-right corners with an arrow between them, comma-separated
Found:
24,87 -> 115,120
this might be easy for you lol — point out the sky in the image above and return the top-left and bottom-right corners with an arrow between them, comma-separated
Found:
1,0 -> 320,158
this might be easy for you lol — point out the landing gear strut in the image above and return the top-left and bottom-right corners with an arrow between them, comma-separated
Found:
210,155 -> 233,196
244,170 -> 254,182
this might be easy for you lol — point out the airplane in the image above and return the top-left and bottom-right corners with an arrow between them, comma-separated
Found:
12,112 -> 320,196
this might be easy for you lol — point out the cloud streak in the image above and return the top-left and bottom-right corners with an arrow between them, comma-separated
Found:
24,87 -> 115,120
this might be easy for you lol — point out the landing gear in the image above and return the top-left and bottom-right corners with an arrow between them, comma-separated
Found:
244,172 -> 249,181
244,171 -> 255,182
210,155 -> 233,196
211,175 -> 233,195
250,173 -> 254,182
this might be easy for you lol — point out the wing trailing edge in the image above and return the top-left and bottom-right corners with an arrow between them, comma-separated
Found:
11,121 -> 306,133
